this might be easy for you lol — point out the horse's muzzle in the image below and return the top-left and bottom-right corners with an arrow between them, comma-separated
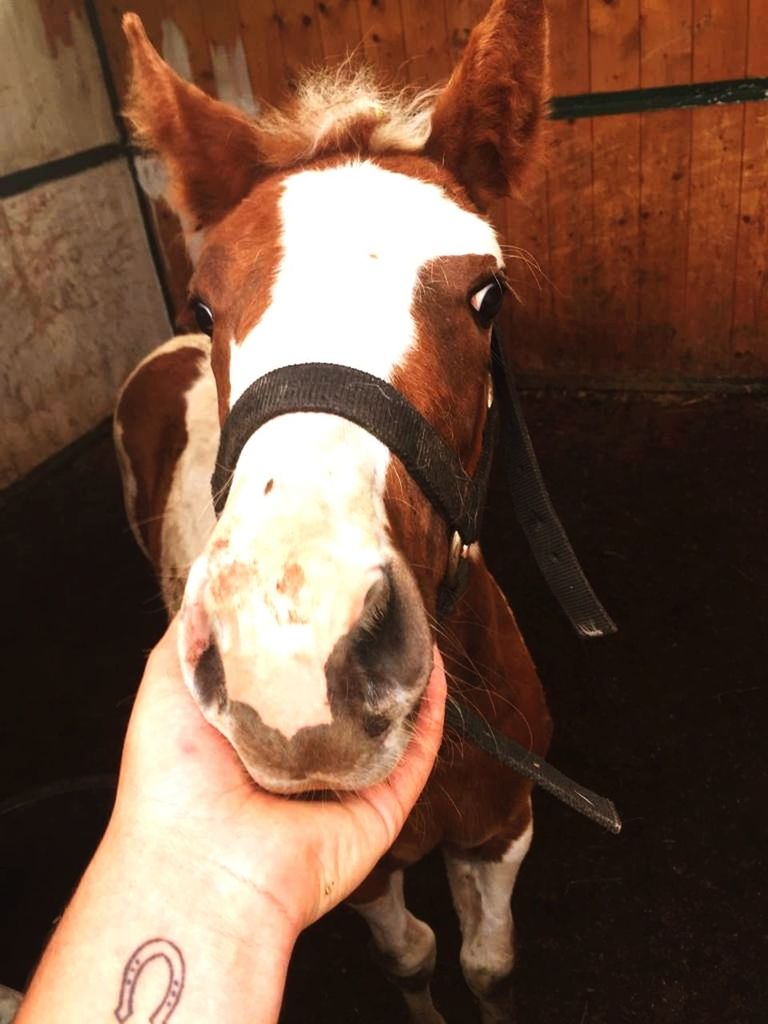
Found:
177,549 -> 432,792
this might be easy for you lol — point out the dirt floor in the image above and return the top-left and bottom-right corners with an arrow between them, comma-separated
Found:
1,391 -> 766,1023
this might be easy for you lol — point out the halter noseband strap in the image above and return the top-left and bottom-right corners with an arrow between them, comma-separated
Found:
211,359 -> 498,617
212,362 -> 488,545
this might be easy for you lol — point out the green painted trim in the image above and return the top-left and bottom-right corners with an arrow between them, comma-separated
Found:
515,373 -> 768,395
3,78 -> 767,199
551,77 -> 768,121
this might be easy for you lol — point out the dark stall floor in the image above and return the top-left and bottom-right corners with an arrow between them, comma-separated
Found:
1,392 -> 766,1023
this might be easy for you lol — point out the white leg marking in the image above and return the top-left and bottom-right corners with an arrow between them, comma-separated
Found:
444,822 -> 533,1014
353,871 -> 445,1024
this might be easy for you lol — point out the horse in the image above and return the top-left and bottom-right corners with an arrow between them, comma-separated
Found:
114,3 -> 552,1021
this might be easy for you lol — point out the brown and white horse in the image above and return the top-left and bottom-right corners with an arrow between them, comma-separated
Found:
115,4 -> 551,1021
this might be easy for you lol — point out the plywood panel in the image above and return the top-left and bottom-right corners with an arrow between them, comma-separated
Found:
0,0 -> 116,175
0,160 -> 170,487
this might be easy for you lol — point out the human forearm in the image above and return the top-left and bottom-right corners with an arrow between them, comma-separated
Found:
16,819 -> 297,1024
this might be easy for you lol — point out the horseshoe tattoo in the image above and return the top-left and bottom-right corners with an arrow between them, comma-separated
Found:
114,938 -> 186,1023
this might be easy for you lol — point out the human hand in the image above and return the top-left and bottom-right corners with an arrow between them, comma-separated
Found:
110,617 -> 446,937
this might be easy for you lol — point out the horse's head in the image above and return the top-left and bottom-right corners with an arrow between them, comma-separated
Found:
123,1 -> 547,792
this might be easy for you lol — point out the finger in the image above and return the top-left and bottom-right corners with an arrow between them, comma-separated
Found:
387,645 -> 446,801
359,645 -> 446,830
143,614 -> 181,678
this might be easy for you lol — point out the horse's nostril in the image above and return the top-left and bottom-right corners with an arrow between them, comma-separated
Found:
354,565 -> 400,658
194,640 -> 226,710
363,713 -> 392,738
361,568 -> 391,622
324,556 -> 431,741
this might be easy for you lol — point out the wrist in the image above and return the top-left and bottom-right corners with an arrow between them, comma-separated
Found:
102,812 -> 300,956
19,816 -> 298,1024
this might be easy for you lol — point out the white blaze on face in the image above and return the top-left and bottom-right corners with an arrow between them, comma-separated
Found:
229,159 -> 503,396
200,160 -> 502,740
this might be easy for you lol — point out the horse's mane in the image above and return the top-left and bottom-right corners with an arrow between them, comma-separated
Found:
253,63 -> 438,168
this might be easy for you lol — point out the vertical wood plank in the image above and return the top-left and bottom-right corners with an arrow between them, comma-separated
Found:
355,0 -> 406,78
503,165 -> 552,373
589,0 -> 641,372
91,0 -> 161,105
541,1 -> 594,372
730,102 -> 768,373
444,0 -> 490,66
198,0 -> 257,114
316,0 -> 363,63
637,0 -> 692,371
545,117 -> 596,372
639,0 -> 692,88
399,0 -> 451,85
685,0 -> 749,371
731,0 -> 768,371
236,1 -> 286,105
272,0 -> 325,86
547,0 -> 591,96
165,0 -> 215,90
745,0 -> 768,77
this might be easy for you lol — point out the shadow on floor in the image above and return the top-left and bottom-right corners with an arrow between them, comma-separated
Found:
1,392 -> 766,1022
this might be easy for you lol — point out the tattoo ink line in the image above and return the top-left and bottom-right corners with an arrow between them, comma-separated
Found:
114,938 -> 185,1023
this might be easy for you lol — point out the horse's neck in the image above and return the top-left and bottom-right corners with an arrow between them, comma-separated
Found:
442,551 -> 552,757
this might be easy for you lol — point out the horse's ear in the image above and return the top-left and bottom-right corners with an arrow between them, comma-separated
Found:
122,13 -> 264,254
424,0 -> 548,211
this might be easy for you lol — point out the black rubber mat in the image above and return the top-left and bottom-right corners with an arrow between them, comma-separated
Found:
1,392 -> 766,1023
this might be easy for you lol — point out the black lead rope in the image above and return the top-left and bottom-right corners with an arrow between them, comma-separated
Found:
212,331 -> 621,834
444,703 -> 621,834
491,330 -> 617,638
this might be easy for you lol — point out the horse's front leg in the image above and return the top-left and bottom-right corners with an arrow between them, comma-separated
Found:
349,868 -> 446,1024
444,813 -> 533,1024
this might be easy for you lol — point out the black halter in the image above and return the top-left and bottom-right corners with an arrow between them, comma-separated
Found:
211,327 -> 621,834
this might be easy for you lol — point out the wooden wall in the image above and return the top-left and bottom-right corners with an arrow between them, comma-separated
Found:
89,1 -> 768,385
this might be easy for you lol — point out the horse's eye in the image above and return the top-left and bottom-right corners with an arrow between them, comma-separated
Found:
469,278 -> 504,326
193,300 -> 214,336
